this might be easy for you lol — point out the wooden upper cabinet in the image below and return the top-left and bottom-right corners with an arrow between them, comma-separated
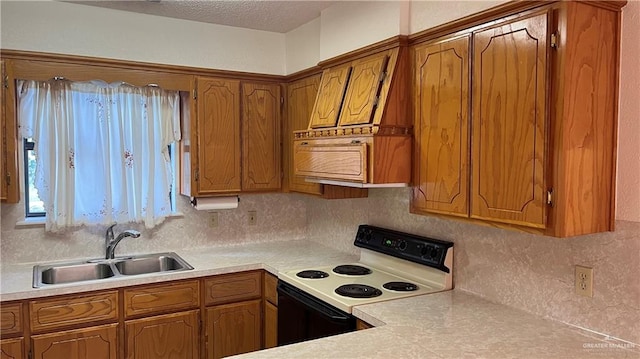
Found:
196,77 -> 241,194
338,53 -> 388,126
1,60 -> 19,204
470,12 -> 548,228
412,35 -> 470,217
286,74 -> 323,195
241,82 -> 281,191
309,65 -> 351,128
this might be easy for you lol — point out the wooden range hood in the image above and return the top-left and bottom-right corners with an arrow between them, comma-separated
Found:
292,37 -> 412,188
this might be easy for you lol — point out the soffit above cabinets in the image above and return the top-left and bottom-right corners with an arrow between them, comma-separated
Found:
64,0 -> 338,33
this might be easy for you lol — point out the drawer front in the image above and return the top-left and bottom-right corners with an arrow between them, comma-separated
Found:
1,303 -> 22,336
264,273 -> 278,306
205,271 -> 262,306
294,141 -> 367,182
124,280 -> 199,318
30,292 -> 118,333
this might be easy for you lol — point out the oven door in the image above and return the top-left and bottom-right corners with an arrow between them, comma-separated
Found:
277,280 -> 356,346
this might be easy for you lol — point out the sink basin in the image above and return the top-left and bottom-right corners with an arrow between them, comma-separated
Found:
33,252 -> 193,288
115,254 -> 191,275
39,263 -> 115,285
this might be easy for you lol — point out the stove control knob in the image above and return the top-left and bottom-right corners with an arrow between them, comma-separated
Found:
429,247 -> 440,260
398,240 -> 407,251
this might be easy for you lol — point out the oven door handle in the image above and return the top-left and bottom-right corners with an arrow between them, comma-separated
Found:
277,281 -> 352,322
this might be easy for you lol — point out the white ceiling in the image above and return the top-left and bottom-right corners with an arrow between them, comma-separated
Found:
66,0 -> 339,33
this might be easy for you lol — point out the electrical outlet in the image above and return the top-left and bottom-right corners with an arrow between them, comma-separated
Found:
209,212 -> 219,228
575,265 -> 593,297
248,210 -> 257,225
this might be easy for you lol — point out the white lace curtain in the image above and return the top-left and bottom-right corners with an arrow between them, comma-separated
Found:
18,79 -> 181,231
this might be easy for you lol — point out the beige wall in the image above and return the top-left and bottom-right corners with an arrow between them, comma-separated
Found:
0,1 -> 286,74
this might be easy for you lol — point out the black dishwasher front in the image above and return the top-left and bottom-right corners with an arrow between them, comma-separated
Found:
277,280 -> 356,346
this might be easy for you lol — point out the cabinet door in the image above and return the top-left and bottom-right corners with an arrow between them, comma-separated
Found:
412,35 -> 470,217
206,300 -> 261,359
285,75 -> 323,195
471,12 -> 548,227
125,310 -> 199,359
32,324 -> 117,359
338,53 -> 388,126
309,65 -> 351,128
241,83 -> 281,191
196,77 -> 241,194
263,301 -> 277,349
1,338 -> 23,359
1,60 -> 19,203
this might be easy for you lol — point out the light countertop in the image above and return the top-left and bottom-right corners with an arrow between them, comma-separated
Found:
2,240 -> 637,358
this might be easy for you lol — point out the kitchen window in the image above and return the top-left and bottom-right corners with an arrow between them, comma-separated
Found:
18,78 -> 181,231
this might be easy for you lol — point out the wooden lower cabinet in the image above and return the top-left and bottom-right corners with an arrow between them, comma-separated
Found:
31,324 -> 117,359
0,338 -> 24,359
125,310 -> 199,359
206,300 -> 261,359
264,302 -> 277,349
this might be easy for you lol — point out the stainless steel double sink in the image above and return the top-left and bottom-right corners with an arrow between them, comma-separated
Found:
33,252 -> 194,288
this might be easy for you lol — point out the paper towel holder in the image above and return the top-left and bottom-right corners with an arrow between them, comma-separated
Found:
190,196 -> 240,209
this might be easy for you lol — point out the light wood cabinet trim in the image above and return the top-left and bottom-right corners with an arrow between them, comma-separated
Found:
206,300 -> 261,359
0,304 -> 22,336
263,273 -> 278,306
411,34 -> 470,217
0,337 -> 24,359
31,323 -> 117,359
124,310 -> 199,359
294,141 -> 368,182
264,301 -> 277,349
123,280 -> 199,318
338,53 -> 388,126
470,10 -> 548,228
29,292 -> 118,333
309,65 -> 352,128
241,82 -> 282,191
204,271 -> 262,306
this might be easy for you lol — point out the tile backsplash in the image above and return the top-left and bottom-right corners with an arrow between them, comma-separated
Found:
304,188 -> 640,345
0,193 -> 308,264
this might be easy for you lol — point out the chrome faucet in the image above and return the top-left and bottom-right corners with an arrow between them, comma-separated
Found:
105,224 -> 141,259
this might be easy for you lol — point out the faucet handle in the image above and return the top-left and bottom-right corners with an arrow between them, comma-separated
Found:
106,223 -> 117,240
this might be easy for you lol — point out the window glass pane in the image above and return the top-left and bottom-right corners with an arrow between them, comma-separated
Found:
25,139 -> 45,216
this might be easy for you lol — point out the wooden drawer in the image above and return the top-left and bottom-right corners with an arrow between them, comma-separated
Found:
294,140 -> 368,182
205,271 -> 262,306
1,303 -> 22,336
30,291 -> 118,333
124,280 -> 199,318
264,273 -> 278,306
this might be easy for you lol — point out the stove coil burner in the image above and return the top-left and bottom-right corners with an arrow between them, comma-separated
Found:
296,270 -> 329,279
383,281 -> 419,292
335,284 -> 382,298
332,265 -> 372,276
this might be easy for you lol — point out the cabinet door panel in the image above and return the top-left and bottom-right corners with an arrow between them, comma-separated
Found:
1,338 -> 23,359
242,83 -> 281,191
196,77 -> 241,193
125,310 -> 199,359
264,301 -> 277,349
471,12 -> 548,227
286,75 -> 323,195
32,324 -> 117,359
338,53 -> 388,126
206,300 -> 261,359
309,65 -> 351,128
412,35 -> 470,216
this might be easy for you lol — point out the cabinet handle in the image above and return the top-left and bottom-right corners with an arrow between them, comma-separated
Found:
300,142 -> 309,145
351,140 -> 361,144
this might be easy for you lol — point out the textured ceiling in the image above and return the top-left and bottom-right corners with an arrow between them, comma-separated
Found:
67,0 -> 338,33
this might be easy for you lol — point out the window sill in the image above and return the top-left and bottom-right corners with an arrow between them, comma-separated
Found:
15,212 -> 185,228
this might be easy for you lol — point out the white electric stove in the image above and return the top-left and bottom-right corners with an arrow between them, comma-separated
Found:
278,225 -> 454,314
